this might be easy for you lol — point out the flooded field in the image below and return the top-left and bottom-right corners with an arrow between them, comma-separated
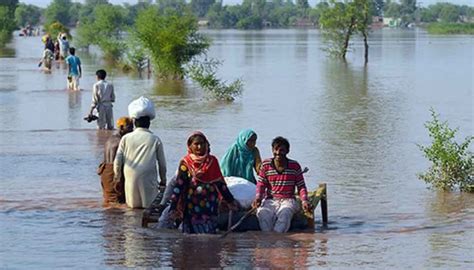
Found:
0,29 -> 473,269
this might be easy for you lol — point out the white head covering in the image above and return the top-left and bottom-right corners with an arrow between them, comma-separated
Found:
128,96 -> 156,120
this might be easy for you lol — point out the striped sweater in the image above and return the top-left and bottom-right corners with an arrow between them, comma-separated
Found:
256,158 -> 308,201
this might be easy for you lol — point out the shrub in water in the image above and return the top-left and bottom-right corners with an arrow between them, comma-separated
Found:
186,58 -> 243,101
418,109 -> 473,192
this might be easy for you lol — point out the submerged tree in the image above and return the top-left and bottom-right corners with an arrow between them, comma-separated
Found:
76,3 -> 126,60
418,109 -> 473,192
133,7 -> 209,79
319,0 -> 371,63
187,58 -> 243,101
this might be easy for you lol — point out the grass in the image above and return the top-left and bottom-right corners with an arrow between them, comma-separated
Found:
425,23 -> 474,35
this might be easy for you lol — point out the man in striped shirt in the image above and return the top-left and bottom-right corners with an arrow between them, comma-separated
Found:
252,136 -> 310,233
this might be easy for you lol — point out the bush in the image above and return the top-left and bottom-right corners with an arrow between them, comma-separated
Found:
418,109 -> 473,192
187,58 -> 243,101
134,7 -> 209,79
45,21 -> 71,40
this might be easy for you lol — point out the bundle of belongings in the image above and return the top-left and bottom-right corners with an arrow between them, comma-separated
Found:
83,114 -> 99,122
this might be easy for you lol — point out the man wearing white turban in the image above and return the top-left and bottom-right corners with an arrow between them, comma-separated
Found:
113,97 -> 167,208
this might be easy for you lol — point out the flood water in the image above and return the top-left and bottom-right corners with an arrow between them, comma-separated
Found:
0,29 -> 473,269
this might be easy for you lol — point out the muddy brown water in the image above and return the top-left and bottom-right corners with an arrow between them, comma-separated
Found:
0,29 -> 472,269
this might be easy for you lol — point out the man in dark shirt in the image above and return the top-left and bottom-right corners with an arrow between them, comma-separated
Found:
98,117 -> 133,204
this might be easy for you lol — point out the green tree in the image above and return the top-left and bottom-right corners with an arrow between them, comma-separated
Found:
44,0 -> 73,27
45,21 -> 70,40
133,7 -> 210,78
68,2 -> 82,27
14,3 -> 42,27
384,2 -> 401,18
0,0 -> 19,46
319,1 -> 356,60
319,0 -> 371,62
354,0 -> 370,64
296,0 -> 309,17
76,4 -> 126,60
191,0 -> 215,18
439,4 -> 460,23
78,0 -> 109,24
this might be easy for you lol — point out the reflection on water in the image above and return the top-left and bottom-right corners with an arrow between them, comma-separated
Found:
425,192 -> 474,269
0,29 -> 473,269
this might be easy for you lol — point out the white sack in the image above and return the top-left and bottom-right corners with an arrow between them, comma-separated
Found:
128,96 -> 156,120
224,176 -> 256,209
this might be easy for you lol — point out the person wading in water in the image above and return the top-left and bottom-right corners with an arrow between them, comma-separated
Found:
98,117 -> 133,205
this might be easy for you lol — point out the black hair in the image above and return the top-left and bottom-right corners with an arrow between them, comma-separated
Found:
134,116 -> 150,128
69,47 -> 75,55
187,134 -> 208,147
271,136 -> 290,150
96,69 -> 107,80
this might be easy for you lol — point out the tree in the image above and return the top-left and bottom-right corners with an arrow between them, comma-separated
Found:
296,0 -> 309,17
372,0 -> 384,16
319,1 -> 357,60
191,0 -> 215,18
319,0 -> 371,63
439,4 -> 460,23
14,3 -> 42,27
384,1 -> 401,18
76,4 -> 126,60
44,0 -> 73,27
0,0 -> 18,46
133,7 -> 210,78
78,0 -> 109,24
354,0 -> 370,64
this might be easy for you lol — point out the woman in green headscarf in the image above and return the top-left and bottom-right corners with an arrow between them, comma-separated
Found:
220,129 -> 262,184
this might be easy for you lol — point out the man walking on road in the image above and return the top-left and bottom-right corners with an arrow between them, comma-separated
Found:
114,97 -> 167,208
88,69 -> 115,130
66,47 -> 82,91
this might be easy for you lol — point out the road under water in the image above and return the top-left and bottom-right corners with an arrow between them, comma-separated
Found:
0,29 -> 473,269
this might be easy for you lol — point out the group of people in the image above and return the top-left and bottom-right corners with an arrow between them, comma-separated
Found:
39,33 -> 82,92
97,98 -> 311,234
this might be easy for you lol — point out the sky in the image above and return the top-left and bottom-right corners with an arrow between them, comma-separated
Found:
20,0 -> 474,8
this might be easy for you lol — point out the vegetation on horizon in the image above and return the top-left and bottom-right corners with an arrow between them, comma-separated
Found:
418,109 -> 473,192
425,22 -> 474,35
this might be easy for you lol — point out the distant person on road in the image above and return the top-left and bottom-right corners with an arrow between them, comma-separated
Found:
88,69 -> 115,130
66,47 -> 82,91
252,136 -> 311,233
98,117 -> 133,205
44,35 -> 54,53
220,129 -> 262,184
58,33 -> 69,60
39,48 -> 54,72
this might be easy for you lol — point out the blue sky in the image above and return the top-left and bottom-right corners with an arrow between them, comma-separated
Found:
21,0 -> 474,8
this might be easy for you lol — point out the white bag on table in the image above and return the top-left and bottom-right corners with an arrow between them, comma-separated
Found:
224,176 -> 256,209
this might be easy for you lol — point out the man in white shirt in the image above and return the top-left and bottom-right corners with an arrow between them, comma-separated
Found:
113,98 -> 167,208
89,69 -> 115,130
